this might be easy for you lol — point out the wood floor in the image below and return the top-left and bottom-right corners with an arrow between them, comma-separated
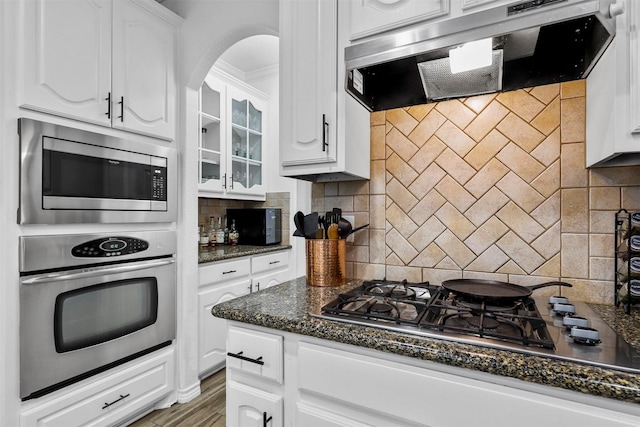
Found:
128,369 -> 226,427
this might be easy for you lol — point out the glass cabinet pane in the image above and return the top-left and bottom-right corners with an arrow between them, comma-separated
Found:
232,159 -> 247,188
201,151 -> 221,183
232,99 -> 247,126
201,118 -> 221,152
201,82 -> 221,118
249,164 -> 262,188
249,132 -> 261,161
232,126 -> 247,158
249,101 -> 262,132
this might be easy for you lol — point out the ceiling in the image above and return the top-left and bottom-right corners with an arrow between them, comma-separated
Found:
216,35 -> 279,77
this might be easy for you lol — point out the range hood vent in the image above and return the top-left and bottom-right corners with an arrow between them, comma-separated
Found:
345,0 -> 620,111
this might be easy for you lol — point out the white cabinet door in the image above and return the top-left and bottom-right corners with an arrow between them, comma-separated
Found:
227,381 -> 283,427
199,78 -> 227,195
347,0 -> 449,41
280,0 -> 338,167
112,0 -> 176,140
629,0 -> 640,133
20,0 -> 112,126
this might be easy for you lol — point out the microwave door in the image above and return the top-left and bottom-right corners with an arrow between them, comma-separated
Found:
42,137 -> 165,211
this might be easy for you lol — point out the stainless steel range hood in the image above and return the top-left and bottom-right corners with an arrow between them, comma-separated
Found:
345,0 -> 621,111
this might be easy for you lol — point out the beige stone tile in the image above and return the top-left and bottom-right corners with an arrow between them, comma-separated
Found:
352,229 -> 369,246
434,202 -> 476,240
407,103 -> 435,122
496,231 -> 546,274
385,121 -> 393,135
497,260 -> 527,275
407,163 -> 446,200
496,89 -> 546,121
590,187 -> 620,210
531,96 -> 560,136
386,152 -> 418,187
435,148 -> 476,185
497,113 -> 546,152
434,175 -> 477,212
531,128 -> 560,167
530,160 -> 560,198
529,83 -> 560,104
385,265 -> 423,282
311,183 -> 325,200
464,158 -> 509,199
590,233 -> 615,257
409,244 -> 446,268
435,256 -> 462,270
386,251 -> 402,265
465,245 -> 509,273
371,124 -> 386,160
386,228 -> 419,264
324,182 -> 339,196
434,229 -> 477,268
561,233 -> 589,279
559,278 -> 614,305
422,267 -> 462,284
464,216 -> 509,255
407,135 -> 446,174
590,165 -> 640,186
622,187 -> 640,210
387,178 -> 419,212
386,108 -> 419,136
435,99 -> 476,129
370,111 -> 385,126
531,190 -> 560,228
531,221 -> 561,259
346,245 -> 370,263
496,142 -> 546,183
464,100 -> 509,142
560,188 -> 589,233
560,143 -> 588,187
496,171 -> 546,213
408,189 -> 446,225
532,254 -> 561,277
354,263 -> 386,280
465,187 -> 510,227
339,181 -> 369,196
560,80 -> 586,99
370,160 -> 386,195
560,97 -> 586,143
386,202 -> 418,237
408,216 -> 446,252
387,127 -> 419,162
463,93 -> 497,114
324,196 -> 354,213
434,121 -> 477,157
369,229 -> 386,263
496,201 -> 545,243
464,129 -> 510,170
370,195 -> 386,229
408,110 -> 446,147
590,210 -> 617,234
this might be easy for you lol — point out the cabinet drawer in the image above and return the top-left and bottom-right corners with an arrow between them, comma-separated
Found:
199,257 -> 251,287
227,326 -> 283,383
252,251 -> 289,275
21,349 -> 174,427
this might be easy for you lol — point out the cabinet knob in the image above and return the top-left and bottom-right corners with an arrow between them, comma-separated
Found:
609,1 -> 624,18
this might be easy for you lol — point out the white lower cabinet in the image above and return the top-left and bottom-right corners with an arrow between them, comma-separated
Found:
20,347 -> 174,427
227,381 -> 283,427
198,250 -> 290,376
223,324 -> 639,427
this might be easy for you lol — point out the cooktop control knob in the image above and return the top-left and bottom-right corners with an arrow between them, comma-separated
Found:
549,295 -> 569,306
552,302 -> 576,316
570,326 -> 601,345
562,315 -> 589,330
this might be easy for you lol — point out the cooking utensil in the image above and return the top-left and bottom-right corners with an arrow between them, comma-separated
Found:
345,223 -> 369,237
294,211 -> 305,238
441,279 -> 572,303
327,223 -> 339,239
337,217 -> 352,238
304,212 -> 319,239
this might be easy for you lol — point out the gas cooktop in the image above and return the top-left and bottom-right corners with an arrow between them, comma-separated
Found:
312,279 -> 640,374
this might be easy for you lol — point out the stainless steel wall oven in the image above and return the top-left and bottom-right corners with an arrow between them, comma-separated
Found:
19,230 -> 176,401
18,118 -> 177,224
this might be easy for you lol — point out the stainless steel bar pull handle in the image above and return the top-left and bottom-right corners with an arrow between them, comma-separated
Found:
226,351 -> 265,365
222,270 -> 237,275
118,96 -> 124,122
322,114 -> 329,152
263,412 -> 272,427
269,260 -> 280,265
105,92 -> 111,119
102,393 -> 130,410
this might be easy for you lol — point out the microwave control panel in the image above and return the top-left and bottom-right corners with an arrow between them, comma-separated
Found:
72,237 -> 149,258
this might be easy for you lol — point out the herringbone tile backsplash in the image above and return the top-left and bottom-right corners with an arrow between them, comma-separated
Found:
312,80 -> 640,304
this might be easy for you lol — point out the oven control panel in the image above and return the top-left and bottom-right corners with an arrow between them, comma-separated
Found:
71,237 -> 149,258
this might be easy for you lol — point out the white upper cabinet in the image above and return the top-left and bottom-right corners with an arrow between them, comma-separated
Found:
20,0 -> 180,141
279,0 -> 370,181
198,72 -> 267,200
347,0 -> 449,41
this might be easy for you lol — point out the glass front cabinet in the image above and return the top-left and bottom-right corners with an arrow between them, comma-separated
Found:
198,73 -> 266,200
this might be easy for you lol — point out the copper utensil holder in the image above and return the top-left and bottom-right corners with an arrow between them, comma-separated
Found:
306,239 -> 346,286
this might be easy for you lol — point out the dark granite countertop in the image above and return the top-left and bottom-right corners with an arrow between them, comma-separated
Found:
198,244 -> 291,264
211,277 -> 640,405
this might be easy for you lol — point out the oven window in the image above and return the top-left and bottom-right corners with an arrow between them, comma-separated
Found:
54,278 -> 158,353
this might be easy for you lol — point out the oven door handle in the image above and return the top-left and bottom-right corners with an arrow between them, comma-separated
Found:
21,258 -> 175,284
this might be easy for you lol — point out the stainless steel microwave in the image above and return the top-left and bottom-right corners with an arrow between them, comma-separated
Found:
18,118 -> 177,224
